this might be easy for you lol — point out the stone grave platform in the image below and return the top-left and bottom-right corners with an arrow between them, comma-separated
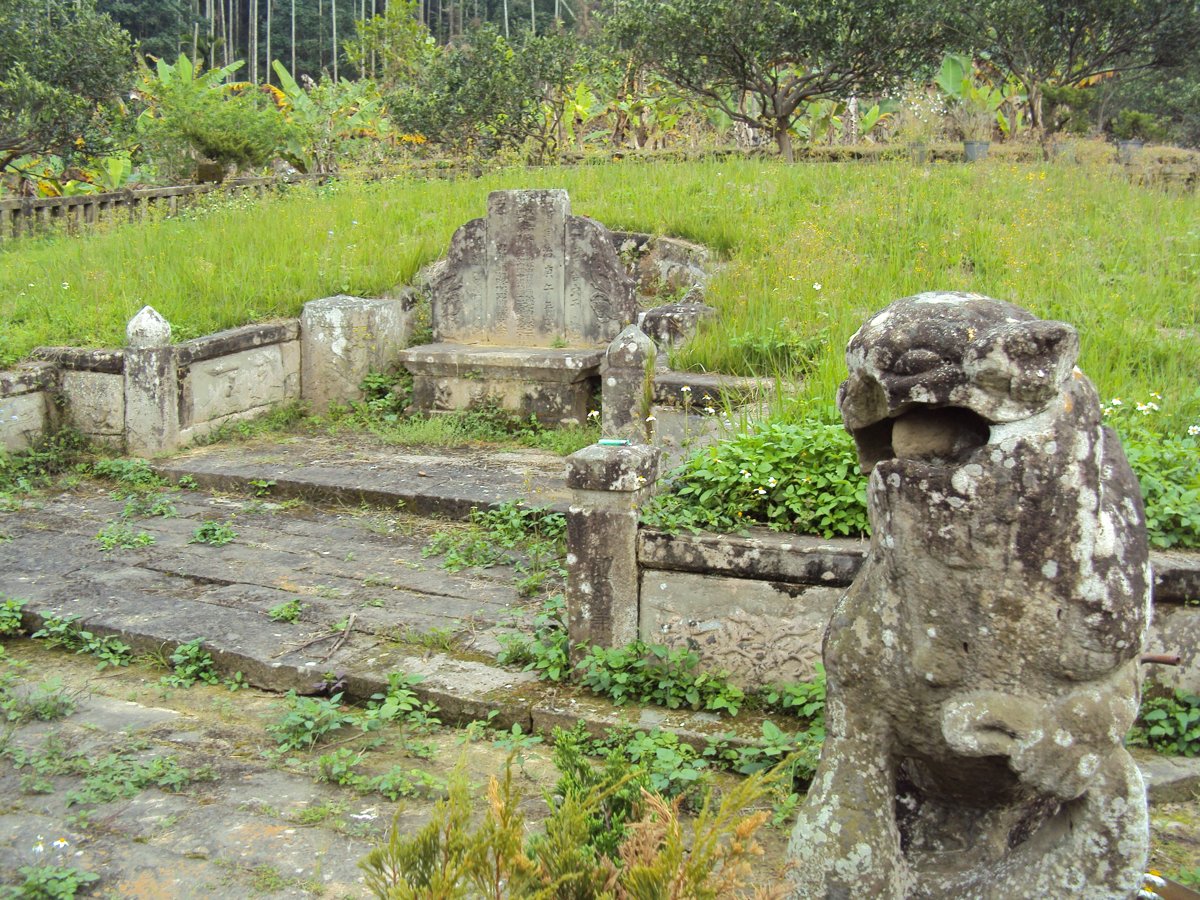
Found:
398,189 -> 639,426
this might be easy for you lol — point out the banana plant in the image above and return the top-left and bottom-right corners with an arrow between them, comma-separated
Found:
271,61 -> 388,174
936,54 -> 1009,140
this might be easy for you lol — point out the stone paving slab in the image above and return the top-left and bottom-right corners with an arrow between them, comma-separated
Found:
154,438 -> 572,519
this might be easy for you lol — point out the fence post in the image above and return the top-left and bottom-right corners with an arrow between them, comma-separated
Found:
565,443 -> 660,652
124,306 -> 180,455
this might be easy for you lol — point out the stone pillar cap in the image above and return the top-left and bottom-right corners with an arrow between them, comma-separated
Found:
567,443 -> 660,492
126,306 -> 171,349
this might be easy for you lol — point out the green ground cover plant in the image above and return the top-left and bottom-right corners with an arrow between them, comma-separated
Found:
423,502 -> 568,597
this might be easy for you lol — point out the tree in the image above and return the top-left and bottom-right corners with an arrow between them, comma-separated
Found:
97,0 -> 193,62
608,0 -> 943,161
387,24 -> 558,156
0,0 -> 135,175
944,0 -> 1200,133
344,0 -> 437,89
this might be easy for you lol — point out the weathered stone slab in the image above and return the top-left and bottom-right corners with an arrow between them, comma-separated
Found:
61,370 -> 124,438
640,571 -> 840,687
300,295 -> 407,413
0,389 -> 49,452
1154,549 -> 1200,604
640,300 -> 715,350
181,340 -> 300,434
430,190 -> 636,347
32,346 -> 124,374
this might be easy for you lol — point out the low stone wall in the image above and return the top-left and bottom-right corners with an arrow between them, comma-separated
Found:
0,295 -> 410,455
176,321 -> 301,443
635,526 -> 1200,693
560,442 -> 1200,693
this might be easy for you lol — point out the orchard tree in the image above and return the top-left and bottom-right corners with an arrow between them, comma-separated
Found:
608,0 -> 943,161
945,0 -> 1200,133
0,0 -> 134,175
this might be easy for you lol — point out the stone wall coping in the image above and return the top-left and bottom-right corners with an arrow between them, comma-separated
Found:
176,320 -> 300,367
639,526 -> 1199,603
398,343 -> 603,383
639,527 -> 868,587
0,362 -> 57,395
32,346 -> 125,374
652,370 -> 777,407
1154,550 -> 1200,605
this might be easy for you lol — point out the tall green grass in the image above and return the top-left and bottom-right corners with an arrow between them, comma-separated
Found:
2,156 -> 1197,419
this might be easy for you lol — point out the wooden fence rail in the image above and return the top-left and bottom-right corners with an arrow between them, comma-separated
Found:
0,176 -> 309,243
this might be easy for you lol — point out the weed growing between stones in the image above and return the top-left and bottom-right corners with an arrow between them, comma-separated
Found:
267,598 -> 304,623
0,598 -> 25,637
94,521 -> 155,552
2,730 -> 214,827
188,520 -> 238,546
1102,394 -> 1200,549
159,638 -> 220,687
2,835 -> 98,900
28,616 -> 132,670
324,393 -> 599,457
642,408 -> 868,538
423,501 -> 568,598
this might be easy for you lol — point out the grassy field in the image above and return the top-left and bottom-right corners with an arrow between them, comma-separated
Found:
2,154 -> 1197,420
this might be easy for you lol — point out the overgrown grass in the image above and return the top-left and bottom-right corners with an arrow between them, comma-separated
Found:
2,153 -> 1197,424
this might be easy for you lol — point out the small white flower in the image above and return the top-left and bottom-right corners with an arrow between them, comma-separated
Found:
1188,425 -> 1200,436
53,838 -> 69,849
680,385 -> 691,393
327,230 -> 334,236
704,406 -> 716,415
61,282 -> 69,289
32,837 -> 45,854
587,410 -> 600,420
1149,392 -> 1162,400
813,282 -> 822,291
1110,397 -> 1122,406
755,487 -> 766,495
645,415 -> 656,422
768,477 -> 777,488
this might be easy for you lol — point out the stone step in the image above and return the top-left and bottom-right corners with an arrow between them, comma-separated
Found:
154,440 -> 572,520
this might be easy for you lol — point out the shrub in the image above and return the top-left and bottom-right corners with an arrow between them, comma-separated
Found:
643,409 -> 868,537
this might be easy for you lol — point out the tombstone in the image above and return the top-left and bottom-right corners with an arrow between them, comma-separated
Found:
789,292 -> 1150,898
399,190 -> 638,425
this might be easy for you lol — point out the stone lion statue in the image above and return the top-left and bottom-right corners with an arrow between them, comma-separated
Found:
789,293 -> 1151,898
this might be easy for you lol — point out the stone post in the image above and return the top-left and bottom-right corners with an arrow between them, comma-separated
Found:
300,295 -> 407,413
600,324 -> 656,443
124,306 -> 179,456
565,443 -> 659,652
